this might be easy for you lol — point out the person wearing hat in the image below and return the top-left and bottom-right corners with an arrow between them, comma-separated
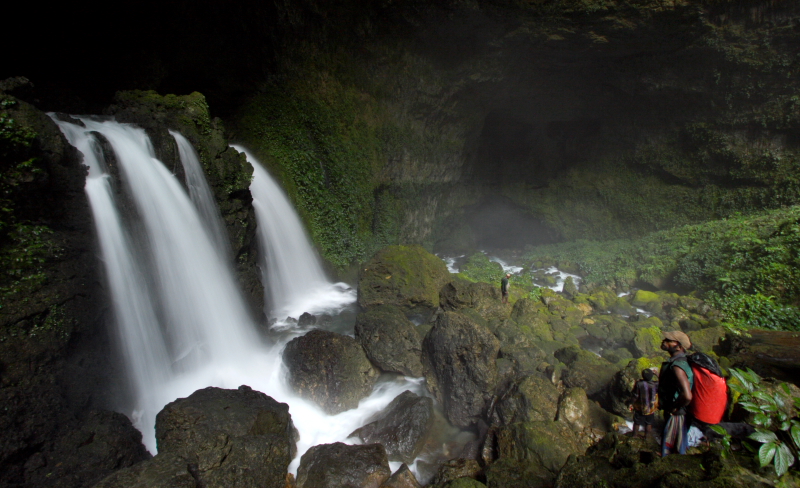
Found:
500,273 -> 511,304
658,330 -> 694,456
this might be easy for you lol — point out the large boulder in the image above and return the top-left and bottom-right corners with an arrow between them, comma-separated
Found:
358,245 -> 451,314
439,277 -> 509,321
355,305 -> 424,377
422,311 -> 500,427
555,346 -> 620,397
485,421 -> 583,488
296,442 -> 391,488
491,374 -> 560,425
95,386 -> 297,488
283,329 -> 379,414
350,390 -> 434,464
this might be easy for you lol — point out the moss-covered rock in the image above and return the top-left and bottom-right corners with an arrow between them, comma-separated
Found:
439,277 -> 510,321
555,346 -> 620,397
354,305 -> 423,377
632,326 -> 664,358
358,245 -> 451,314
492,374 -> 560,425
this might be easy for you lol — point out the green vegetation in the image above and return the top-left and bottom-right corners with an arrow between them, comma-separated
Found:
234,80 -> 385,269
458,252 -> 532,295
724,367 -> 800,479
0,97 -> 58,305
524,206 -> 800,331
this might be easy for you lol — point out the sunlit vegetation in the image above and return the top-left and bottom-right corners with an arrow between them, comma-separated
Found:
524,206 -> 800,331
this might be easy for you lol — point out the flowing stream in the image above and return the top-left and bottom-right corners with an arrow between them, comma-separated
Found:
52,116 -> 424,475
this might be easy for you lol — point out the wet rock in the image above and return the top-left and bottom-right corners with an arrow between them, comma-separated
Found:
23,410 -> 151,488
355,305 -> 424,377
358,245 -> 451,315
297,312 -> 316,327
555,346 -> 620,397
350,390 -> 434,464
96,386 -> 297,488
491,374 -> 560,425
431,458 -> 483,486
439,278 -> 509,321
422,311 -> 500,427
283,329 -> 379,414
485,421 -> 582,487
380,463 -> 422,488
296,442 -> 391,488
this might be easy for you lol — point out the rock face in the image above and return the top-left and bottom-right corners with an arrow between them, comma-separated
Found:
94,386 -> 297,488
283,329 -> 379,414
355,305 -> 424,377
350,390 -> 434,465
0,89 -> 133,487
422,311 -> 500,427
296,442 -> 391,488
22,410 -> 151,488
358,245 -> 451,315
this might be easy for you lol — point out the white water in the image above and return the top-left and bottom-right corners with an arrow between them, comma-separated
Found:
53,116 -> 415,475
171,130 -> 231,257
232,145 -> 355,322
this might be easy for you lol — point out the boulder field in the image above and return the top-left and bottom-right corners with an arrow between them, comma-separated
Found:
90,244 -> 798,487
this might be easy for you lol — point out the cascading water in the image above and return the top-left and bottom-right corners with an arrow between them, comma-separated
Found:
171,130 -> 231,257
52,116 -> 425,476
232,145 -> 354,322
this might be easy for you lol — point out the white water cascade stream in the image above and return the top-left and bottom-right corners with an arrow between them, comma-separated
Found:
52,116 -> 426,475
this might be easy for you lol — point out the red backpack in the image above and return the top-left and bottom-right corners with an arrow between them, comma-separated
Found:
685,353 -> 728,424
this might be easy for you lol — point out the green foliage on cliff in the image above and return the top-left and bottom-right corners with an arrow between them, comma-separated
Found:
234,80 -> 386,268
0,97 -> 58,304
524,206 -> 800,331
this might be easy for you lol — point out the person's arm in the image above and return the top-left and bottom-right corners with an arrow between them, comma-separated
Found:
672,367 -> 693,413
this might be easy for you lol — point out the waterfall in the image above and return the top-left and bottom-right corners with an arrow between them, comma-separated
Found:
171,130 -> 231,257
232,145 -> 355,322
52,116 -> 421,476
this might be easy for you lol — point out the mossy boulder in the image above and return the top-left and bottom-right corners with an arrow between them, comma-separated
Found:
359,245 -> 451,315
489,421 -> 582,486
491,374 -> 560,425
687,326 -> 726,355
296,442 -> 391,488
439,277 -> 510,321
555,346 -> 620,397
631,290 -> 663,314
632,326 -> 664,358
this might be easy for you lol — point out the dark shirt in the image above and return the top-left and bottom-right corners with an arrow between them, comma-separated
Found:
501,277 -> 509,293
658,353 -> 694,413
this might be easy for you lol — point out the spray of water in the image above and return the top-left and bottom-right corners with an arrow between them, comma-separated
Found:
52,116 -> 416,475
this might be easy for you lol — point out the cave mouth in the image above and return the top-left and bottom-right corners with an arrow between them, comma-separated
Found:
466,195 -> 557,251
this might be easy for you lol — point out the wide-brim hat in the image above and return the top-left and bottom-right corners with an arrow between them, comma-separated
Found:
663,330 -> 692,350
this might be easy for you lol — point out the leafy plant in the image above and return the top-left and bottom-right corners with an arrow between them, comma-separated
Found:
728,367 -> 800,477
